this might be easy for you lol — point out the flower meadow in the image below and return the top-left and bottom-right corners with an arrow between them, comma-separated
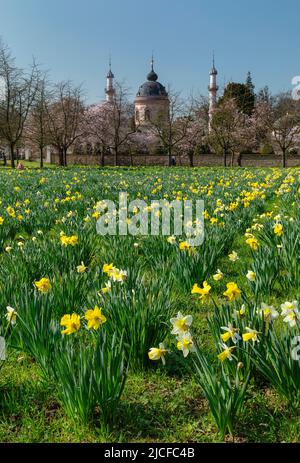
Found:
0,165 -> 299,443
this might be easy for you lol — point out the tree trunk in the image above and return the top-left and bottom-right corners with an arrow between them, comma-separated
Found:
223,150 -> 227,167
58,148 -> 64,166
10,144 -> 15,169
114,148 -> 119,166
100,149 -> 105,167
63,147 -> 68,167
282,148 -> 287,168
237,152 -> 242,167
230,151 -> 235,167
40,147 -> 44,169
188,150 -> 194,167
168,147 -> 172,167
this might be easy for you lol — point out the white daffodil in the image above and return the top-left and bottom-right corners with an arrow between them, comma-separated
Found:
177,332 -> 196,358
6,306 -> 17,325
246,270 -> 256,282
170,312 -> 193,335
257,303 -> 279,322
220,324 -> 241,344
229,251 -> 239,262
167,235 -> 176,245
213,269 -> 224,281
281,301 -> 300,327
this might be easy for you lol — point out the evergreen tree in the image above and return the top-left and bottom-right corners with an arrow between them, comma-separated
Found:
220,80 -> 255,115
245,71 -> 255,95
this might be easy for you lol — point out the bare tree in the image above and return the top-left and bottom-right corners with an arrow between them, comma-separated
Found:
107,81 -> 137,166
24,75 -> 51,168
46,81 -> 85,166
178,97 -> 208,167
149,88 -> 193,166
0,40 -> 40,168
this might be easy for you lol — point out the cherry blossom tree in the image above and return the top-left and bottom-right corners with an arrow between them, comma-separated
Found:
177,99 -> 208,167
269,94 -> 300,167
82,103 -> 112,166
208,99 -> 249,166
250,94 -> 300,167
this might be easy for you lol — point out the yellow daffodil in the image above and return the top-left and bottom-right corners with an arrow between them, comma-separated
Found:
60,234 -> 70,246
274,223 -> 283,237
191,281 -> 211,301
60,234 -> 78,247
6,207 -> 16,218
218,344 -> 236,362
60,313 -> 81,335
179,241 -> 192,251
68,235 -> 78,246
148,343 -> 168,365
103,263 -> 114,276
242,327 -> 259,343
246,237 -> 259,251
223,282 -> 241,301
235,304 -> 246,319
35,277 -> 51,294
85,306 -> 107,330
76,262 -> 87,273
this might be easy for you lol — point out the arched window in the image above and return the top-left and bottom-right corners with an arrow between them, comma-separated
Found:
145,109 -> 151,121
135,110 -> 140,121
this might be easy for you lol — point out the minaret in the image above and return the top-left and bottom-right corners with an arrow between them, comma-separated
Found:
105,58 -> 115,103
208,55 -> 218,132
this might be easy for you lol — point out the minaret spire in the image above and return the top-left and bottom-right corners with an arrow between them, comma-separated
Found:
105,56 -> 115,103
208,53 -> 219,132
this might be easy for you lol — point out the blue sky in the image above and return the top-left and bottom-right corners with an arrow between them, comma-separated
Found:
0,0 -> 299,103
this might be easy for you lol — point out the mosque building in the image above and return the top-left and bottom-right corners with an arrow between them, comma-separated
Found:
134,58 -> 170,126
103,57 -> 218,128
